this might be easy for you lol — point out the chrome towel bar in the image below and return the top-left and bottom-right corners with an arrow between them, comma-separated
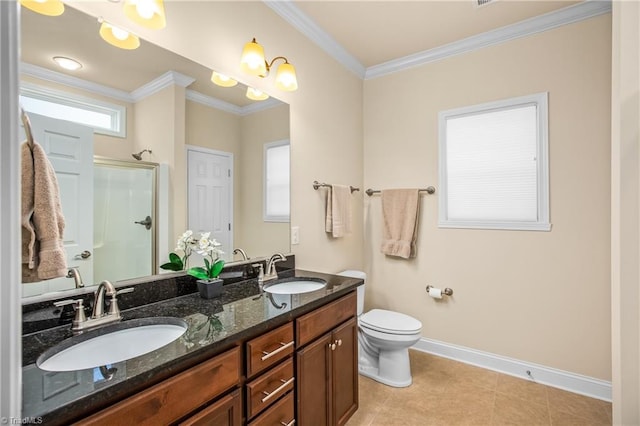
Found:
365,186 -> 436,196
313,180 -> 360,193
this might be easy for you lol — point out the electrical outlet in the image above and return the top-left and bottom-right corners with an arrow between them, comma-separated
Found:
291,226 -> 300,245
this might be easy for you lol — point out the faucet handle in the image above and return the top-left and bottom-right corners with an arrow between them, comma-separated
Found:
252,263 -> 265,282
54,299 -> 87,325
116,287 -> 134,296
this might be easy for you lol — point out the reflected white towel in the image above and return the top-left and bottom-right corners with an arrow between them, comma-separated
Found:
325,184 -> 352,238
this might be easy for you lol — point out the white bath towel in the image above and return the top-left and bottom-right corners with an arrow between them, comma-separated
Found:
380,189 -> 420,259
325,184 -> 352,238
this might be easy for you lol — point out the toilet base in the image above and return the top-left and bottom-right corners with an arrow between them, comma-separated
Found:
359,365 -> 413,388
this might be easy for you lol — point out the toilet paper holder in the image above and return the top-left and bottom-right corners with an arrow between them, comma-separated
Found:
426,285 -> 453,296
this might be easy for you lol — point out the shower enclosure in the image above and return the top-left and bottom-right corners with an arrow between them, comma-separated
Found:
93,157 -> 157,283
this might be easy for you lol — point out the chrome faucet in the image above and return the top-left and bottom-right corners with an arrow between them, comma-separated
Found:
66,267 -> 84,288
233,248 -> 248,260
55,281 -> 134,333
264,253 -> 287,282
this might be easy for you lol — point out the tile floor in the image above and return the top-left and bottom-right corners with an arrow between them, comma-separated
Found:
346,350 -> 612,426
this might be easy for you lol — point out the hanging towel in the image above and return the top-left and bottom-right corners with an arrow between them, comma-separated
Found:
380,189 -> 420,259
325,184 -> 352,238
21,141 -> 68,282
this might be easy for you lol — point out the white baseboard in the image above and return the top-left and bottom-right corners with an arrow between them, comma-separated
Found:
412,337 -> 611,402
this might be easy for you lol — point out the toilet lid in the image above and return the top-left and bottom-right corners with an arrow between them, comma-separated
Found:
359,309 -> 422,335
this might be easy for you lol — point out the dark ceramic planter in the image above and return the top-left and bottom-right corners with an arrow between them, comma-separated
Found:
197,278 -> 223,299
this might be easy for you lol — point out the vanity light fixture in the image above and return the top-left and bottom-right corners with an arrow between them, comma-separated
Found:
246,87 -> 269,101
123,0 -> 166,30
19,0 -> 65,16
98,18 -> 140,50
211,71 -> 238,88
53,56 -> 82,71
240,38 -> 298,92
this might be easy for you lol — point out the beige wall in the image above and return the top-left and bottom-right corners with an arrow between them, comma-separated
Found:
363,15 -> 612,380
237,104 -> 290,257
611,2 -> 640,423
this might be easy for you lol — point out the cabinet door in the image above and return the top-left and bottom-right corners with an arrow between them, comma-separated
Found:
296,333 -> 332,426
332,317 -> 358,426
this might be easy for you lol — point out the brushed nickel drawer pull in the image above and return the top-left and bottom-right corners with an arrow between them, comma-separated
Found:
261,377 -> 295,403
261,341 -> 294,361
280,420 -> 295,426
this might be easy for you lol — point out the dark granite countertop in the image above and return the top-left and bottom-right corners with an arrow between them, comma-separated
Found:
21,269 -> 363,425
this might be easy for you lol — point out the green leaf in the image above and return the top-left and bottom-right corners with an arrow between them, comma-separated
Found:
160,262 -> 183,271
187,267 -> 209,280
210,260 -> 225,278
168,252 -> 182,266
204,258 -> 210,271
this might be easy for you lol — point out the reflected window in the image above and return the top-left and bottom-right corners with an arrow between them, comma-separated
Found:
264,140 -> 290,222
20,82 -> 126,137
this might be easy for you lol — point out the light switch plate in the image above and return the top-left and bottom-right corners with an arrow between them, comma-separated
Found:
291,226 -> 300,245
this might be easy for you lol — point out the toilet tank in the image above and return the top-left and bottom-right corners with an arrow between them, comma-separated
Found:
337,270 -> 366,316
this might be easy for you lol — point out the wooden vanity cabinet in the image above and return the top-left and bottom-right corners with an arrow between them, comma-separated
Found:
78,346 -> 241,426
296,293 -> 358,426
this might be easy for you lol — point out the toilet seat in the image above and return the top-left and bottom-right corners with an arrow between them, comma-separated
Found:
359,309 -> 422,335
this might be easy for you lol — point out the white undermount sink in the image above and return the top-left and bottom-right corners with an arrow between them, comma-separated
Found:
37,317 -> 188,372
263,277 -> 327,295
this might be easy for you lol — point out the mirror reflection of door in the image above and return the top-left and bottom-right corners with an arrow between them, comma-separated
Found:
187,147 -> 233,264
21,113 -> 94,297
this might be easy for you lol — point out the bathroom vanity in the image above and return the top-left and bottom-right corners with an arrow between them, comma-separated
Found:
21,268 -> 362,425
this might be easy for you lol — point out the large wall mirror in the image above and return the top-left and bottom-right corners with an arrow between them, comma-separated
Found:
20,5 -> 290,299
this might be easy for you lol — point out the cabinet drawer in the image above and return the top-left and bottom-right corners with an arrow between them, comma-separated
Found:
79,347 -> 241,426
178,389 -> 242,426
248,391 -> 295,426
296,292 -> 356,347
246,357 -> 294,419
246,322 -> 294,377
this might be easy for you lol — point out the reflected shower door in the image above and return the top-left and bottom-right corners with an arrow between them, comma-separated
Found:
93,160 -> 156,283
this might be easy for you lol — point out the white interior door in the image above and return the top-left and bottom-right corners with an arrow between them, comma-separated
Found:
187,147 -> 233,263
21,113 -> 94,296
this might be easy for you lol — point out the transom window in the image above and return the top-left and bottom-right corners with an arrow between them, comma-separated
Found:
438,93 -> 550,231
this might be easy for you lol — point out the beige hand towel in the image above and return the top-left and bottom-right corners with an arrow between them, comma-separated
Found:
21,141 -> 68,282
325,184 -> 352,238
381,189 -> 420,259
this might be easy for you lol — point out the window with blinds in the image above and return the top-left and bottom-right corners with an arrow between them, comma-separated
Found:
438,93 -> 550,231
264,140 -> 290,222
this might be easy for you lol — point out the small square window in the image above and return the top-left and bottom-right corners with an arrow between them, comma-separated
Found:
438,93 -> 550,231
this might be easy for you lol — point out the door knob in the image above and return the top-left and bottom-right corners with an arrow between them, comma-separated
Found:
74,250 -> 91,260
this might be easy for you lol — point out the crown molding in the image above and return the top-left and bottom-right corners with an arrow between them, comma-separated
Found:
264,0 -> 366,78
186,89 -> 284,116
20,62 -> 134,102
130,70 -> 195,102
366,0 -> 611,79
264,0 -> 611,81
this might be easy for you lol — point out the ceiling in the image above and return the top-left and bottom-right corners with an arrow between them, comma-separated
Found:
20,1 -> 586,107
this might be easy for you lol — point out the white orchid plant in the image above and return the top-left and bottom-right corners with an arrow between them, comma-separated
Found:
161,230 -> 225,280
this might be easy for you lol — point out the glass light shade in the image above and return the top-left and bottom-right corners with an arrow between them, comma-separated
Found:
246,87 -> 269,101
53,56 -> 82,71
123,0 -> 166,30
211,71 -> 238,88
20,0 -> 64,16
99,22 -> 141,50
240,39 -> 267,76
275,62 -> 298,91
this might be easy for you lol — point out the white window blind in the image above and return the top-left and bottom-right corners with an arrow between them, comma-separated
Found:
264,140 -> 290,222
438,93 -> 550,231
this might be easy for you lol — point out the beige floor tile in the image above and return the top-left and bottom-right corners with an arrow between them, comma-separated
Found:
447,362 -> 499,392
492,392 -> 551,426
496,374 -> 549,407
550,409 -> 611,426
546,387 -> 611,425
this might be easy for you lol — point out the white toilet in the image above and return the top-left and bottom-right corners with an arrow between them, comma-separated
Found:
338,270 -> 422,388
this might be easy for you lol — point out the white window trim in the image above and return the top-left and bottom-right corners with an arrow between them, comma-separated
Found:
20,82 -> 126,138
438,92 -> 551,231
263,139 -> 290,223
